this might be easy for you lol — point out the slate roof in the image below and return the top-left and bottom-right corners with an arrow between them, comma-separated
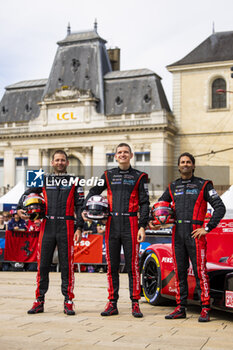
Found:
168,31 -> 233,67
43,30 -> 112,113
0,80 -> 47,123
57,30 -> 106,45
0,29 -> 171,122
104,69 -> 170,115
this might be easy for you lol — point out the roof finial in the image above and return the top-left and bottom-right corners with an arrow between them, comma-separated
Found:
94,18 -> 98,33
212,21 -> 215,34
67,22 -> 71,36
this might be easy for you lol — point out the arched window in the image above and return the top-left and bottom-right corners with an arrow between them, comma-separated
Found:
212,78 -> 226,109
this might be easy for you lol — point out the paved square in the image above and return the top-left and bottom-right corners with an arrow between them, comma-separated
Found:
0,272 -> 232,349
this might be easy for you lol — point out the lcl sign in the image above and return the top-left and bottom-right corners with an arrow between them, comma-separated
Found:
57,112 -> 77,120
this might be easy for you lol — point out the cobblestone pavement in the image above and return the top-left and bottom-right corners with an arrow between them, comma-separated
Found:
0,272 -> 232,349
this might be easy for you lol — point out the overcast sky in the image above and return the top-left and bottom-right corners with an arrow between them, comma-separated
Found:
1,0 -> 233,106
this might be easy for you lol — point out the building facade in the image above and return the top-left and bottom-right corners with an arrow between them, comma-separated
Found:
168,31 -> 233,191
0,26 -> 176,197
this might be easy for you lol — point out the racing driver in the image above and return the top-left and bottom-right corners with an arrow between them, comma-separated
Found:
17,150 -> 84,315
155,152 -> 226,322
83,143 -> 150,318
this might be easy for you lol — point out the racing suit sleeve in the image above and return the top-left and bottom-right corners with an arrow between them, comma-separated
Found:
158,187 -> 172,202
82,173 -> 107,209
138,174 -> 150,229
204,182 -> 226,232
74,184 -> 85,229
17,187 -> 43,210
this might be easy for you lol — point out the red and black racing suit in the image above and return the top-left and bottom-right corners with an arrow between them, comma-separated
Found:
85,166 -> 150,301
18,174 -> 84,301
159,176 -> 226,307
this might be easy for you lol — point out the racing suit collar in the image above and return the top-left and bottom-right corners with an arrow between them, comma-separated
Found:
118,165 -> 132,174
181,175 -> 194,184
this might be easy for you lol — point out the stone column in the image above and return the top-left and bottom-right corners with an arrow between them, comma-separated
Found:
41,149 -> 50,173
4,149 -> 15,187
92,145 -> 106,177
84,147 -> 92,180
28,149 -> 41,167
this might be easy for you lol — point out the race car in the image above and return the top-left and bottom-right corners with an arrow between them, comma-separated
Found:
140,220 -> 233,313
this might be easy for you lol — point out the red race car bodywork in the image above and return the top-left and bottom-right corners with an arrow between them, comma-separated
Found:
141,219 -> 233,312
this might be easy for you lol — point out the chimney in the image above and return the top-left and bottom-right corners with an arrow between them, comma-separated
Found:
107,48 -> 121,71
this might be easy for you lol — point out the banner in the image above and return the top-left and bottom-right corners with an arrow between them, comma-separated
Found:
74,234 -> 103,263
4,230 -> 39,262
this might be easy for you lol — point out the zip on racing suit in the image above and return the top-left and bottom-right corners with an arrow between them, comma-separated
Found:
17,174 -> 84,301
159,176 -> 226,307
84,166 -> 150,301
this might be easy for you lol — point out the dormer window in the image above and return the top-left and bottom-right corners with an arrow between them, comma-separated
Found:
115,96 -> 123,106
25,104 -> 31,113
2,106 -> 8,114
144,94 -> 151,103
71,59 -> 80,72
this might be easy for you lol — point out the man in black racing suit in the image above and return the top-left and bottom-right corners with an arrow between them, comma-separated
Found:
17,150 -> 84,315
157,152 -> 226,322
83,143 -> 150,318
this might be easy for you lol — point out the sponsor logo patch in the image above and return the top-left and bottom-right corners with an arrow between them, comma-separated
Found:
26,169 -> 44,187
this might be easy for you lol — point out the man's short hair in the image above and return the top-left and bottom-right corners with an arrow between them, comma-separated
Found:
115,143 -> 132,153
52,150 -> 68,161
178,152 -> 195,166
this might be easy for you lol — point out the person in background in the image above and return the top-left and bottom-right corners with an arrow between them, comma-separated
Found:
8,212 -> 27,232
0,214 -> 5,230
82,220 -> 97,237
3,211 -> 10,230
1,212 -> 11,271
27,219 -> 41,232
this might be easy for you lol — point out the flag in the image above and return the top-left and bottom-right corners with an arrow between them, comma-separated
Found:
4,230 -> 39,262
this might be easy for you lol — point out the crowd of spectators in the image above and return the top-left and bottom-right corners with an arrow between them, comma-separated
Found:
0,210 -> 39,271
0,213 -> 106,273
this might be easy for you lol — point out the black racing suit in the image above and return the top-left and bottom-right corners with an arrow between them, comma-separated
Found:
85,166 -> 150,301
18,174 -> 84,301
159,176 -> 226,307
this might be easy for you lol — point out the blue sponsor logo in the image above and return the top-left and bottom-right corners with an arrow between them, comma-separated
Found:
123,179 -> 135,185
26,169 -> 44,187
174,190 -> 184,196
186,189 -> 198,195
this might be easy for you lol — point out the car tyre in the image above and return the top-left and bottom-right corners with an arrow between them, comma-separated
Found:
142,252 -> 166,305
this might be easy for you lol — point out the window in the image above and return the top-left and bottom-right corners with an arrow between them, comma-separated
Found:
71,58 -> 80,72
106,153 -> 117,168
144,94 -> 151,103
212,78 -> 226,109
15,157 -> 28,184
135,152 -> 150,164
115,96 -> 123,106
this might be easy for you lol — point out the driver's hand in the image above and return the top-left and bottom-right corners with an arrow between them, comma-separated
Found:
148,220 -> 161,230
137,227 -> 145,243
81,210 -> 91,222
17,209 -> 30,220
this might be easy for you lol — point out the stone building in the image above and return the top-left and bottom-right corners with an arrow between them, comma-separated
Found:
0,25 -> 175,196
167,30 -> 233,191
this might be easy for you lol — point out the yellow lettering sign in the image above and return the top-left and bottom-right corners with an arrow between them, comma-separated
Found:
62,112 -> 69,120
56,112 -> 77,121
